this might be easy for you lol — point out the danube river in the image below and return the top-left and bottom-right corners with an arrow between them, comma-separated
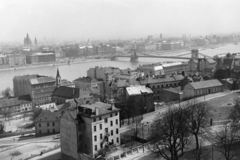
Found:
0,43 -> 240,91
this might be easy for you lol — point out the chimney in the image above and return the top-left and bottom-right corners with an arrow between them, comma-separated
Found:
95,107 -> 99,115
111,102 -> 115,111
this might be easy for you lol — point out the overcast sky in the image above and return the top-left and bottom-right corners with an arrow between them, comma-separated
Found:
0,0 -> 240,42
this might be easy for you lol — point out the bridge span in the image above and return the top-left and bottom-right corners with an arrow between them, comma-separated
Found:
110,55 -> 191,61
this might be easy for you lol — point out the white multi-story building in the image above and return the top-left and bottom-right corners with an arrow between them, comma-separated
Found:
60,101 -> 120,159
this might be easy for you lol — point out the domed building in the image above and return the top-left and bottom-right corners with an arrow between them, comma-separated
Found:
24,33 -> 32,47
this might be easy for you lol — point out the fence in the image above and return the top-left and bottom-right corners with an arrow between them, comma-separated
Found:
105,142 -> 152,160
0,130 -> 34,138
24,143 -> 60,160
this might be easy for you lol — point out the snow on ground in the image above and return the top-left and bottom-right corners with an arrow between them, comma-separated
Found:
0,141 -> 59,160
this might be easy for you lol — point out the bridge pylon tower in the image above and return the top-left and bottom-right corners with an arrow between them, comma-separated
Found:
130,49 -> 138,62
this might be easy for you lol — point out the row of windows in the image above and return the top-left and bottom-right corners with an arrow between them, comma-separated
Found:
94,129 -> 119,142
93,112 -> 118,123
94,138 -> 119,151
151,82 -> 180,89
93,120 -> 118,132
195,87 -> 221,95
38,128 -> 56,134
39,122 -> 55,127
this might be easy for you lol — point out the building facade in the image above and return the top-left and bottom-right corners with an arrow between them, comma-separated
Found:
13,75 -> 56,106
0,95 -> 32,113
183,79 -> 223,99
60,102 -> 120,159
139,74 -> 184,101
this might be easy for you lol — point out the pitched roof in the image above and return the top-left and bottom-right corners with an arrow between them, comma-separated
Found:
30,76 -> 55,85
0,96 -> 31,108
35,110 -> 62,122
140,74 -> 184,85
73,77 -> 98,83
163,87 -> 183,94
188,79 -> 223,90
206,58 -> 216,64
53,86 -> 79,98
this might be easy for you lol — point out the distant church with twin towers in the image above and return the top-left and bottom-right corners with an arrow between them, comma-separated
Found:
23,33 -> 37,47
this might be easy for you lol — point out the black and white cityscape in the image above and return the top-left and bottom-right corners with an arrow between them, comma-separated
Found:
1,0 -> 240,160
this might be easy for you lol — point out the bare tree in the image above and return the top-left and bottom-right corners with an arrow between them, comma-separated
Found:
184,100 -> 210,150
215,125 -> 240,160
0,121 -> 4,134
185,140 -> 210,160
149,106 -> 190,160
0,109 -> 11,120
230,97 -> 240,121
1,87 -> 13,98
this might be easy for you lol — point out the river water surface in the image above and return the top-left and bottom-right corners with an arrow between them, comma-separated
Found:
0,43 -> 240,91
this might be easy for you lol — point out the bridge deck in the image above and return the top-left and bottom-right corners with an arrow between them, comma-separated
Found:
112,55 -> 191,60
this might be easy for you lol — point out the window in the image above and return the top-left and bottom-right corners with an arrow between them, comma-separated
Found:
116,129 -> 119,134
105,128 -> 108,133
39,130 -> 41,134
152,85 -> 155,89
110,121 -> 113,126
39,123 -> 41,127
110,114 -> 112,117
100,124 -> 102,130
111,139 -> 114,144
158,85 -> 160,88
47,123 -> 49,127
94,136 -> 97,142
95,145 -> 97,151
53,129 -> 55,133
93,118 -> 96,122
116,119 -> 118,125
161,84 -> 164,88
94,126 -> 96,132
115,112 -> 118,116
100,134 -> 103,140
117,138 -> 119,143
52,122 -> 55,126
99,117 -> 102,120
111,130 -> 113,136
105,118 -> 108,123
100,143 -> 103,149
47,129 -> 49,133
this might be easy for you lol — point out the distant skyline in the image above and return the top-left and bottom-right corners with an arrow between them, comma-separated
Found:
0,0 -> 240,43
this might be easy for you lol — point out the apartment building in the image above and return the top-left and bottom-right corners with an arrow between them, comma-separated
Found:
60,101 -> 120,159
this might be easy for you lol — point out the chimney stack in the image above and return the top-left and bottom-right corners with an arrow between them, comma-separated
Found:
95,107 -> 99,115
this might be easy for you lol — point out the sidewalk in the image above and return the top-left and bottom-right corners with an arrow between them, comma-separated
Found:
30,148 -> 61,160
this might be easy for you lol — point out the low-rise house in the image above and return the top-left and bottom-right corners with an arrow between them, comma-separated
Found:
126,85 -> 155,113
158,87 -> 183,102
60,101 -> 120,159
52,86 -> 80,105
183,79 -> 223,99
35,102 -> 58,112
139,74 -> 184,101
35,96 -> 95,136
0,95 -> 32,113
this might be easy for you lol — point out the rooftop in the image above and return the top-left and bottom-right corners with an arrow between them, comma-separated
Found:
73,76 -> 99,83
53,86 -> 79,99
80,102 -> 119,117
126,85 -> 153,96
189,79 -> 223,90
30,76 -> 56,85
0,95 -> 32,108
35,110 -> 62,122
140,74 -> 184,85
